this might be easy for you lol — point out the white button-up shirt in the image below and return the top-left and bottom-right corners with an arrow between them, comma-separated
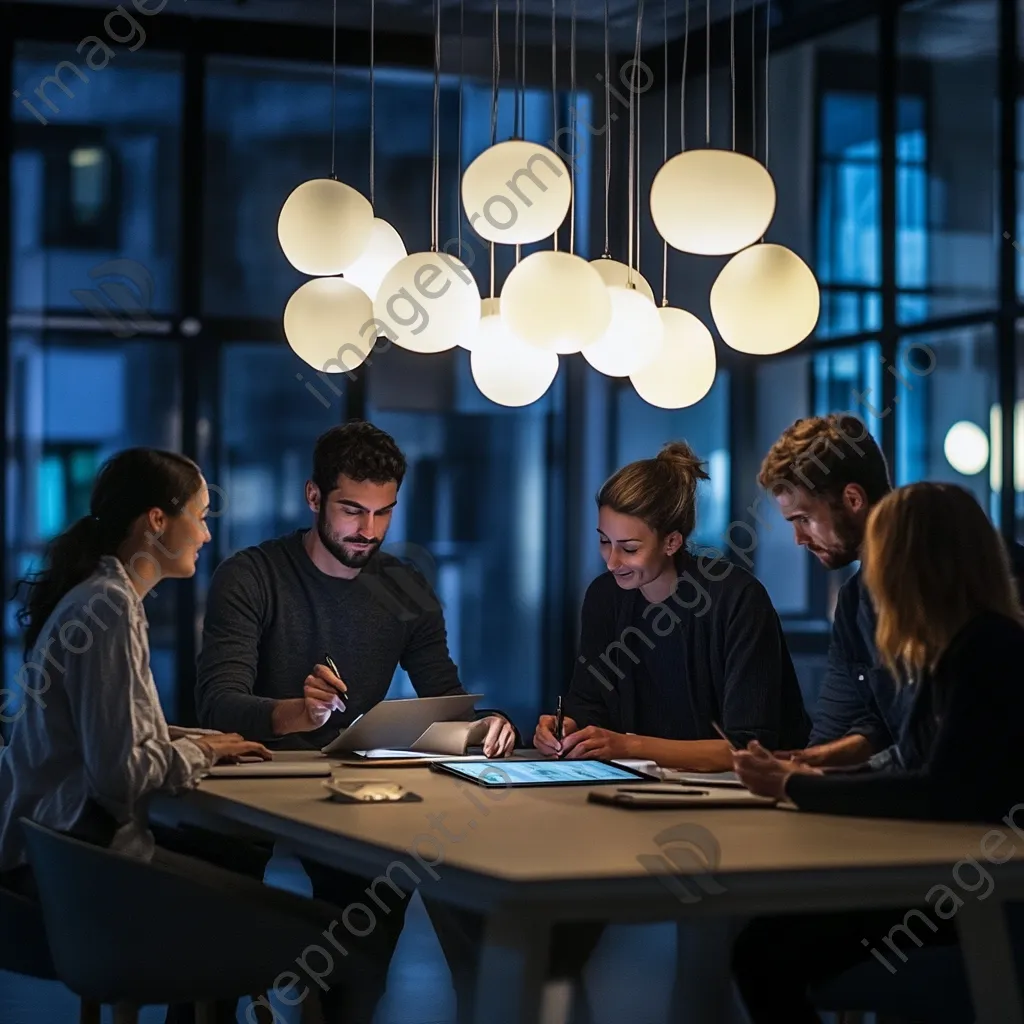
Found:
0,556 -> 212,871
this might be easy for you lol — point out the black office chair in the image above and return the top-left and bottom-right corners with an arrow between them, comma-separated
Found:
811,945 -> 973,1023
21,819 -> 350,1024
0,880 -> 101,1023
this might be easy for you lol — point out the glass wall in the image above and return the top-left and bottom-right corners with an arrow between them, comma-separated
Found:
5,334 -> 181,713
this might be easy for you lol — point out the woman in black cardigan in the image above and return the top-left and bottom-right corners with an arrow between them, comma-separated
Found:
533,440 -> 809,767
731,481 -> 1024,1024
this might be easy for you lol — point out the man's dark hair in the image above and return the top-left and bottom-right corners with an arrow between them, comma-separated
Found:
312,420 -> 407,497
758,414 -> 892,505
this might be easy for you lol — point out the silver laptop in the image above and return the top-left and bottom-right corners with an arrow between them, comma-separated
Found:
320,694 -> 483,755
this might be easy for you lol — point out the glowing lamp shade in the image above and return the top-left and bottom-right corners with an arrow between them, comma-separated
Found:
462,141 -> 572,245
630,307 -> 716,409
278,178 -> 374,276
374,252 -> 480,354
501,251 -> 611,354
650,150 -> 776,256
470,298 -> 559,407
342,218 -> 407,301
283,277 -> 374,374
711,244 -> 820,355
944,421 -> 989,476
583,260 -> 663,377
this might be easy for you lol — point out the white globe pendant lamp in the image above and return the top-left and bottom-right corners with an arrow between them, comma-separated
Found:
462,140 -> 572,245
630,306 -> 717,408
374,252 -> 480,354
501,251 -> 611,354
470,298 -> 559,406
583,259 -> 664,377
650,150 -> 775,256
278,178 -> 374,277
343,218 -> 407,301
711,243 -> 820,355
283,277 -> 375,373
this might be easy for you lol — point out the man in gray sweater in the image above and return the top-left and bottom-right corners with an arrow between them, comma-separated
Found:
195,419 -> 515,1022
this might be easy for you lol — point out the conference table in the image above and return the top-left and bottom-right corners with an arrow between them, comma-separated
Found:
150,753 -> 1024,1024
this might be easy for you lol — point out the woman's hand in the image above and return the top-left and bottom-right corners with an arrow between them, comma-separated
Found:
733,739 -> 822,800
479,715 -> 517,758
533,714 -> 580,756
560,726 -> 637,761
194,733 -> 273,764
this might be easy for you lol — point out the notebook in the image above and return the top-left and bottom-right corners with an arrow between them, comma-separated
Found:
202,761 -> 332,778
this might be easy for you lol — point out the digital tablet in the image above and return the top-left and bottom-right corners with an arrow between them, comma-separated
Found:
430,758 -> 657,788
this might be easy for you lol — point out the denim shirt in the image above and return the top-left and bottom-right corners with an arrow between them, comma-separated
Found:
0,557 -> 212,871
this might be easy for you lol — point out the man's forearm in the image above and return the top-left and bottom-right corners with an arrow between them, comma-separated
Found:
633,737 -> 734,772
800,734 -> 874,767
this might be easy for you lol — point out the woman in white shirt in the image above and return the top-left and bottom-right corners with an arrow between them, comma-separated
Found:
0,447 -> 270,886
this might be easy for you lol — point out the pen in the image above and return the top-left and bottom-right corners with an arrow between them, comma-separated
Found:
555,695 -> 565,758
324,653 -> 341,679
711,720 -> 738,751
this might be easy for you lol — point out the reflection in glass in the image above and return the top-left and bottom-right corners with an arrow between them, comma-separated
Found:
5,335 -> 181,717
895,326 -> 998,525
10,44 -> 182,313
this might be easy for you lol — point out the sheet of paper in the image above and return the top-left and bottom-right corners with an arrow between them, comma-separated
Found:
353,749 -> 489,761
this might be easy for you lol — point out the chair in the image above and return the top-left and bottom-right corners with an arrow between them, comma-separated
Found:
811,945 -> 973,1023
0,881 -> 101,1023
21,819 -> 349,1024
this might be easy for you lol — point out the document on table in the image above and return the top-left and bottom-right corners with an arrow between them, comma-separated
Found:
350,749 -> 489,761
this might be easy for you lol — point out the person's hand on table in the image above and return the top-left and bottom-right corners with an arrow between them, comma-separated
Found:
560,726 -> 636,761
194,733 -> 273,764
533,714 -> 579,756
733,739 -> 823,800
479,715 -> 516,758
301,662 -> 348,730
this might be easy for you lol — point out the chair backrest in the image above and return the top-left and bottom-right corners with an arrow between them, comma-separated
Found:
0,882 -> 58,981
20,818 -> 331,1005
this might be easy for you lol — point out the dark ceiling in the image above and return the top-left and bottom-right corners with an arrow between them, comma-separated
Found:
8,0 -> 788,50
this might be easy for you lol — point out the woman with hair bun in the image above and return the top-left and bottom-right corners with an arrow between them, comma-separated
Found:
534,440 -> 809,769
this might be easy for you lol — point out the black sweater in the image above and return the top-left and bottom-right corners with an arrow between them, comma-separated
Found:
564,553 -> 810,750
787,611 -> 1024,823
195,531 -> 484,749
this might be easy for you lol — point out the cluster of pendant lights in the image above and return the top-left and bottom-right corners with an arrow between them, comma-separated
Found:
279,0 -> 820,409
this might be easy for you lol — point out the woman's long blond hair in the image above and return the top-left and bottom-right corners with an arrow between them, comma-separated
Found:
863,482 -> 1021,678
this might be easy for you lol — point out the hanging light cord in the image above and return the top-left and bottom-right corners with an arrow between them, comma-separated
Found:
603,0 -> 611,255
491,0 -> 500,146
551,0 -> 558,251
458,0 -> 464,254
628,0 -> 645,279
369,0 -> 375,204
680,0 -> 689,151
514,0 -> 522,138
431,0 -> 440,251
751,0 -> 756,157
490,0 -> 500,298
765,0 -> 771,170
704,0 -> 710,145
330,0 -> 338,178
661,0 -> 668,305
570,0 -> 577,254
730,0 -> 736,151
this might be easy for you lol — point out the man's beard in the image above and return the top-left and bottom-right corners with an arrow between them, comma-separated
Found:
812,506 -> 863,570
317,506 -> 380,569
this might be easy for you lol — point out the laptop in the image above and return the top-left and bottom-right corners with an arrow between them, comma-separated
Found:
320,694 -> 483,755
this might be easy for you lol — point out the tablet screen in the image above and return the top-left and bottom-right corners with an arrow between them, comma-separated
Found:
433,759 -> 653,787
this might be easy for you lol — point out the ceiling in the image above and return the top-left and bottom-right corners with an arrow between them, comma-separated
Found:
12,0 -> 767,50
